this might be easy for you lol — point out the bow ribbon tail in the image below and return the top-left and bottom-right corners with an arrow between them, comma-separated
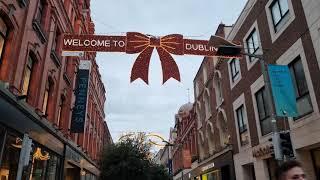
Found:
130,47 -> 154,84
156,47 -> 181,84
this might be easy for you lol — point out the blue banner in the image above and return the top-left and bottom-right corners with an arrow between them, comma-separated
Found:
71,69 -> 90,133
268,65 -> 298,117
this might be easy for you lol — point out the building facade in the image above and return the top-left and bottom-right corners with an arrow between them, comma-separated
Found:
191,25 -> 236,180
172,103 -> 198,180
214,0 -> 320,179
0,0 -> 112,179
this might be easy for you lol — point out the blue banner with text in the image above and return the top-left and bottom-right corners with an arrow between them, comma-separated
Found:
268,65 -> 298,117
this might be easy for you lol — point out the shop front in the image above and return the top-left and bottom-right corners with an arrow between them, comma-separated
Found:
64,145 -> 100,180
191,150 -> 235,180
0,84 -> 66,179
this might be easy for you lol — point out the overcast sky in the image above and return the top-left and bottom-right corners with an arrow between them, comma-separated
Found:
91,0 -> 247,142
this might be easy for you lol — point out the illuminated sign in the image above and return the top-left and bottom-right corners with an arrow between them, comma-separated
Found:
63,32 -> 240,84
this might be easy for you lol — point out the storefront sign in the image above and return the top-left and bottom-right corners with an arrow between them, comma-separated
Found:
253,144 -> 273,158
65,146 -> 81,163
201,163 -> 215,172
71,61 -> 91,133
268,65 -> 298,117
63,33 -> 240,84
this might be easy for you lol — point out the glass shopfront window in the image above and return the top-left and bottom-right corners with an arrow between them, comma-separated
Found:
23,143 -> 61,180
0,132 -> 22,180
201,170 -> 220,180
84,171 -> 97,180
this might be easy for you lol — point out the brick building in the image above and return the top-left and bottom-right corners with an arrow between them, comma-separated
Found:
172,103 -> 198,180
0,0 -> 112,179
189,24 -> 236,180
213,0 -> 320,179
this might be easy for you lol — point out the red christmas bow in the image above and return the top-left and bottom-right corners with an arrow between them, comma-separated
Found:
126,32 -> 184,84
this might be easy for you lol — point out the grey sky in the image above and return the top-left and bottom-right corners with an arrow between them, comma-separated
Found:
91,0 -> 247,141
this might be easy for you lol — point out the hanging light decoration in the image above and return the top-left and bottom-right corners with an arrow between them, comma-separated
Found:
33,147 -> 50,161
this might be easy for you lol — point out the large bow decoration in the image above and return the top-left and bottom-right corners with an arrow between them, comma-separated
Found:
126,32 -> 184,84
62,33 -> 242,84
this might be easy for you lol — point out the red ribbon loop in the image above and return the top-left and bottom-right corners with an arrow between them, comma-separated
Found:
126,32 -> 183,84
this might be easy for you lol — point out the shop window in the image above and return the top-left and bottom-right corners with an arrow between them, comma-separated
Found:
0,18 -> 8,64
24,143 -> 61,180
22,55 -> 35,97
236,105 -> 249,146
270,0 -> 289,32
0,133 -> 22,180
289,57 -> 313,119
201,170 -> 220,180
255,87 -> 272,135
229,58 -> 240,83
246,29 -> 259,62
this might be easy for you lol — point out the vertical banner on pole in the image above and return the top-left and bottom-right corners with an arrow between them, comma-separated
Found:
71,60 -> 91,133
268,65 -> 298,117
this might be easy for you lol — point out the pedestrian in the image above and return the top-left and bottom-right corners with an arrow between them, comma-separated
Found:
276,160 -> 306,180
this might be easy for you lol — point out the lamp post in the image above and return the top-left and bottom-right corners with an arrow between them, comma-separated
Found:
217,45 -> 283,162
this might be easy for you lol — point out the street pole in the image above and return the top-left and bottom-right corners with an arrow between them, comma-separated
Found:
245,53 -> 283,163
217,46 -> 284,163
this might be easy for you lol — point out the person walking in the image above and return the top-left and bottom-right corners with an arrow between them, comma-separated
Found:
276,160 -> 306,180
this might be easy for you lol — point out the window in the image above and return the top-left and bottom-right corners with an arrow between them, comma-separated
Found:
204,91 -> 210,119
255,87 -> 272,135
35,0 -> 45,25
236,105 -> 249,146
270,0 -> 289,32
22,55 -> 34,96
195,82 -> 199,97
203,66 -> 208,83
214,74 -> 223,106
0,133 -> 22,179
246,29 -> 259,62
42,80 -> 53,115
24,143 -> 62,180
57,95 -> 65,127
0,18 -> 8,63
289,57 -> 313,118
230,58 -> 240,82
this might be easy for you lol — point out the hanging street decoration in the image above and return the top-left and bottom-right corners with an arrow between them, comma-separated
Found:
62,32 -> 240,84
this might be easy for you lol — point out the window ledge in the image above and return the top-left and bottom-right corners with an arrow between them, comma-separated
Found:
63,73 -> 71,86
50,50 -> 62,68
32,20 -> 47,44
18,0 -> 29,7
